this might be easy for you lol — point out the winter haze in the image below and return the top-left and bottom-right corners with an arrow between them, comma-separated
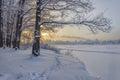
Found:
0,0 -> 120,80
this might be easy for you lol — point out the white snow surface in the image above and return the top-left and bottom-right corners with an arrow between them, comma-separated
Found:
54,44 -> 120,80
0,47 -> 97,80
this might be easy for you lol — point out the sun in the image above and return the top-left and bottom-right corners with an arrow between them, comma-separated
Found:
41,32 -> 51,41
41,33 -> 48,36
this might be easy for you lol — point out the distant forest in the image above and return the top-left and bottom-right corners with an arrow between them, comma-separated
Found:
47,39 -> 120,45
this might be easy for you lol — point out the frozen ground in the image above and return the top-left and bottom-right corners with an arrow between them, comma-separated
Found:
54,44 -> 120,80
0,47 -> 96,80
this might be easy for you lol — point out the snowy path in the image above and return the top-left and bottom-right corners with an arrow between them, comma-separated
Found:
0,48 -> 96,80
35,50 -> 62,80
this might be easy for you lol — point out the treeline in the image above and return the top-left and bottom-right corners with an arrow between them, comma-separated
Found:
79,40 -> 120,45
48,40 -> 120,45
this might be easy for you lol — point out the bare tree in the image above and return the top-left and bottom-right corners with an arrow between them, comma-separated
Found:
13,0 -> 26,49
0,0 -> 3,47
5,0 -> 16,48
32,0 -> 41,56
32,0 -> 111,56
0,0 -> 33,48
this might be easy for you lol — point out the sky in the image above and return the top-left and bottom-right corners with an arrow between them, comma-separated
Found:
55,0 -> 120,41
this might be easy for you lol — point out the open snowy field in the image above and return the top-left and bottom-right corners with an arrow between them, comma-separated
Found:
0,44 -> 120,80
0,47 -> 97,80
54,44 -> 120,80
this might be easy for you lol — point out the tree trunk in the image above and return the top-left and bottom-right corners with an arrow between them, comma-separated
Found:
0,0 -> 3,48
32,0 -> 41,56
13,13 -> 23,49
13,0 -> 25,49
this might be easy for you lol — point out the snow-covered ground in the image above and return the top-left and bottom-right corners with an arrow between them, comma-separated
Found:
0,47 -> 97,80
54,44 -> 120,80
